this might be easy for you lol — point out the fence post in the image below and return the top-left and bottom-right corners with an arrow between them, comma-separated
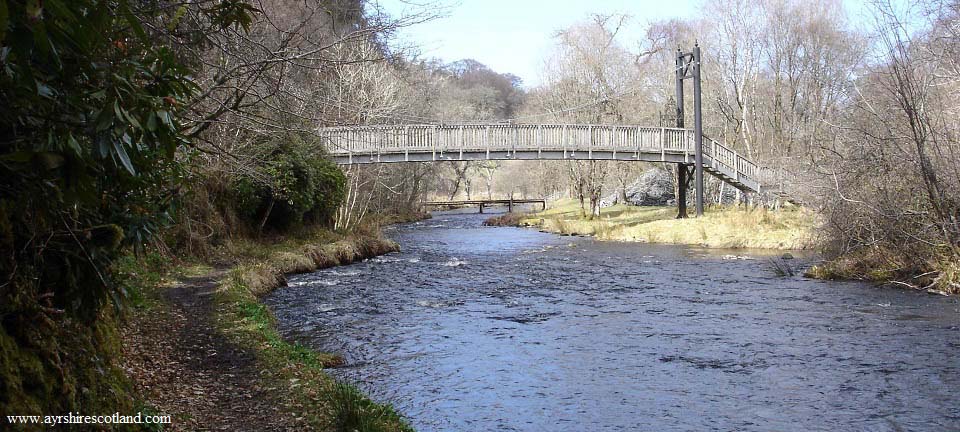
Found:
734,152 -> 740,180
588,125 -> 593,159
562,124 -> 567,159
660,128 -> 665,161
537,124 -> 542,159
433,125 -> 439,160
484,125 -> 490,160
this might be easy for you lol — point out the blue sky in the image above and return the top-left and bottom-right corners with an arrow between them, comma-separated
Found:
377,0 -> 880,88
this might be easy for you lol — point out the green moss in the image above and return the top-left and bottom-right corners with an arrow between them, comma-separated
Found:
0,327 -> 45,415
866,268 -> 895,281
0,305 -> 153,431
0,251 -> 174,428
804,264 -> 842,280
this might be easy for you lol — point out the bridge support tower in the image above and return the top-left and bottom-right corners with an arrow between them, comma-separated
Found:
675,44 -> 705,217
676,165 -> 694,218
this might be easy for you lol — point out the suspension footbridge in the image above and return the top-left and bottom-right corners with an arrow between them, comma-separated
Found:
318,44 -> 763,218
319,124 -> 760,194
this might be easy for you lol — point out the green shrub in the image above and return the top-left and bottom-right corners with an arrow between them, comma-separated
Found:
0,0 -> 256,419
231,136 -> 346,233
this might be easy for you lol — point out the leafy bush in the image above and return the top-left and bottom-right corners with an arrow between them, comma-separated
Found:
231,136 -> 346,234
0,0 -> 256,418
1,0 -> 197,320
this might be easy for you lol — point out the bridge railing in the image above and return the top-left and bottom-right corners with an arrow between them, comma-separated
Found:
319,124 -> 695,154
319,124 -> 759,188
702,138 -> 759,185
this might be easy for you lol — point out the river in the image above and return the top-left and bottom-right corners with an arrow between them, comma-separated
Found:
265,211 -> 960,431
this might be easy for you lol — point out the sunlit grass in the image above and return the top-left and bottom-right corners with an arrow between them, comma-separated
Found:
522,198 -> 815,249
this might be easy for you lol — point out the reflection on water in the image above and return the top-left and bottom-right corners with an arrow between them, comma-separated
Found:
265,212 -> 960,432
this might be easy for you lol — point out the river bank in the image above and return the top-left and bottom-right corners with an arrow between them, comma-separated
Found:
490,199 -> 814,250
487,200 -> 960,294
119,227 -> 413,431
805,248 -> 960,295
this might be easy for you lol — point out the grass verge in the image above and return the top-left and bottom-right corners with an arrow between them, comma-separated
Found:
116,225 -> 413,431
512,199 -> 815,250
212,230 -> 412,431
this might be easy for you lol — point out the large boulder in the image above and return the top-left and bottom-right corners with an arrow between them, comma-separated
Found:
602,169 -> 676,207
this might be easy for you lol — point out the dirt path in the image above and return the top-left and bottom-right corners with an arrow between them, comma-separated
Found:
120,271 -> 306,431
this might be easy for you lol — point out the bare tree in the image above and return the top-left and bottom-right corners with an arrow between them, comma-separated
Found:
811,0 -> 960,290
529,14 -> 645,216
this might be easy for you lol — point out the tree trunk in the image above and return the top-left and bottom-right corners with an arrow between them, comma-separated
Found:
449,162 -> 470,200
258,196 -> 275,237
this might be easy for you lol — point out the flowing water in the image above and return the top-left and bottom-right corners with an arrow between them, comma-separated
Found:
265,211 -> 960,431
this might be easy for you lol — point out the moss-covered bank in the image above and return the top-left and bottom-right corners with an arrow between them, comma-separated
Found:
0,307 -> 151,431
212,231 -> 411,431
0,251 -> 169,431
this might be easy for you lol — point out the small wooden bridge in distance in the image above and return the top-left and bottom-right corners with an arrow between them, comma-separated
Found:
423,198 -> 547,213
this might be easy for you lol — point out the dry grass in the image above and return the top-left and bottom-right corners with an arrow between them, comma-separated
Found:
224,234 -> 400,298
805,247 -> 904,281
482,212 -> 530,227
933,260 -> 960,294
807,246 -> 960,294
230,263 -> 287,297
522,199 -> 815,250
269,252 -> 316,274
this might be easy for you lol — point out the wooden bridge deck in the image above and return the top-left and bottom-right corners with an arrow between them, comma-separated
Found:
320,124 -> 761,192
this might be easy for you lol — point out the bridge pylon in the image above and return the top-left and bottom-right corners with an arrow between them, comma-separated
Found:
676,43 -> 705,217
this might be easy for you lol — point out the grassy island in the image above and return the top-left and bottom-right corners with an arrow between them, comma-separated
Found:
506,199 -> 815,250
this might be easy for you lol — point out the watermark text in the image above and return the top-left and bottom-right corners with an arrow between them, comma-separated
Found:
6,412 -> 171,427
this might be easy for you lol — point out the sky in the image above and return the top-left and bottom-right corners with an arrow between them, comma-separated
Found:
376,0 -> 880,88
